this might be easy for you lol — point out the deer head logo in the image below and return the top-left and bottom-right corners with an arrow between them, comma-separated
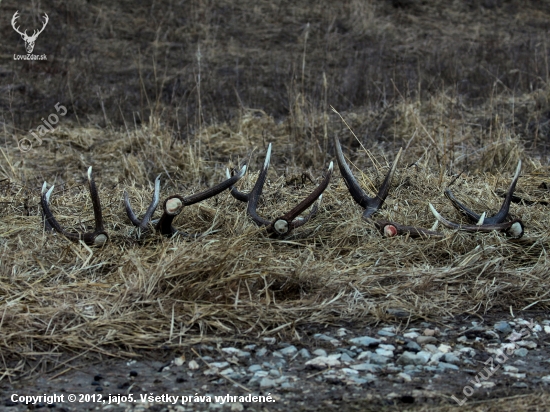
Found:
11,11 -> 49,54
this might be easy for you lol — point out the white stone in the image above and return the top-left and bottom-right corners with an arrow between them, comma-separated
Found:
438,344 -> 452,353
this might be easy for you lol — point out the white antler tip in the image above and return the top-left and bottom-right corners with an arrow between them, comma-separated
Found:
239,164 -> 247,176
428,203 -> 442,219
87,166 -> 93,181
41,182 -> 48,194
328,161 -> 334,172
476,212 -> 486,226
45,185 -> 55,202
514,160 -> 522,178
264,143 -> 272,168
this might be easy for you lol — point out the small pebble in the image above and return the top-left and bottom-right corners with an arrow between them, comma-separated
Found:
438,362 -> 459,371
514,348 -> 529,357
403,331 -> 419,339
340,353 -> 354,363
438,344 -> 452,353
375,349 -> 394,358
444,353 -> 461,365
259,377 -> 277,389
405,341 -> 421,352
398,372 -> 412,382
279,346 -> 298,356
512,382 -> 528,388
417,336 -> 437,345
369,354 -> 391,365
348,336 -> 380,347
313,349 -> 327,357
350,363 -> 381,373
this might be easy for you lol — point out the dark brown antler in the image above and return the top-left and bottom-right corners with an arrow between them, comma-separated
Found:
444,160 -> 522,225
148,165 -> 247,237
429,160 -> 525,238
334,135 -> 402,219
41,167 -> 108,246
429,204 -> 524,238
228,143 -> 333,236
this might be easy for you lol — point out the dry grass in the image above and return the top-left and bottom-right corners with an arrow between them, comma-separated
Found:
1,0 -> 550,385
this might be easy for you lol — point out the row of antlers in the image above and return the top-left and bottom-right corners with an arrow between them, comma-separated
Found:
40,135 -> 525,247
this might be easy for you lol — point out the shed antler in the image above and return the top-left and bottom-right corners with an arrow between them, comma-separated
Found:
41,167 -> 108,246
334,135 -> 401,219
429,160 -> 524,238
228,143 -> 333,236
124,166 -> 247,237
334,134 -> 442,238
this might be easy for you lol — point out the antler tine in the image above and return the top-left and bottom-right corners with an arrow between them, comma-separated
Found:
443,189 -> 482,223
444,160 -> 522,225
41,184 -> 74,238
226,167 -> 250,202
183,164 -> 247,206
40,168 -> 109,246
334,135 -> 371,209
124,174 -> 161,232
334,134 -> 402,219
87,167 -> 105,234
40,182 -> 54,232
247,143 -> 274,227
288,194 -> 323,230
428,203 -> 524,238
364,147 -> 402,219
272,161 -> 333,234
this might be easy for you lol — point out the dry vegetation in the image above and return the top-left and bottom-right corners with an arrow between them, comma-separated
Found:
1,0 -> 550,390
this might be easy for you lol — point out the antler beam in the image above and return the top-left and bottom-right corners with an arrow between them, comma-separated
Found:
374,221 -> 444,239
429,204 -> 524,238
